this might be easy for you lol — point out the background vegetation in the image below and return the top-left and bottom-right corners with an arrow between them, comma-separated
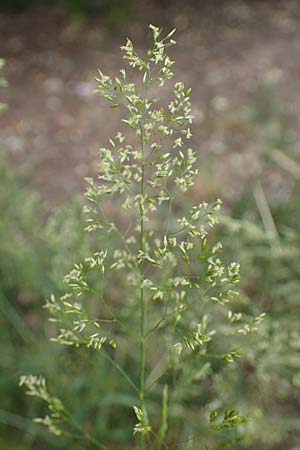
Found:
1,1 -> 300,449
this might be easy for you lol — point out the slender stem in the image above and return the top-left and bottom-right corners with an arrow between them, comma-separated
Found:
150,429 -> 170,450
252,180 -> 279,241
0,291 -> 38,347
65,409 -> 110,450
139,121 -> 146,450
100,349 -> 139,394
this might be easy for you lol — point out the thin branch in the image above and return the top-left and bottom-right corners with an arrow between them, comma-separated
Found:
100,349 -> 139,394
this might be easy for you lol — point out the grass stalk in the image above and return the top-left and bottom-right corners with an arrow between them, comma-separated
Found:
139,122 -> 146,450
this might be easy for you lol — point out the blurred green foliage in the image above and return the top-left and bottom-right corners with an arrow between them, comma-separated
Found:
214,79 -> 300,449
0,156 -> 95,449
1,48 -> 300,450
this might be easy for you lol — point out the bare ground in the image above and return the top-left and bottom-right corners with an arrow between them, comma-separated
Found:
1,0 -> 300,203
